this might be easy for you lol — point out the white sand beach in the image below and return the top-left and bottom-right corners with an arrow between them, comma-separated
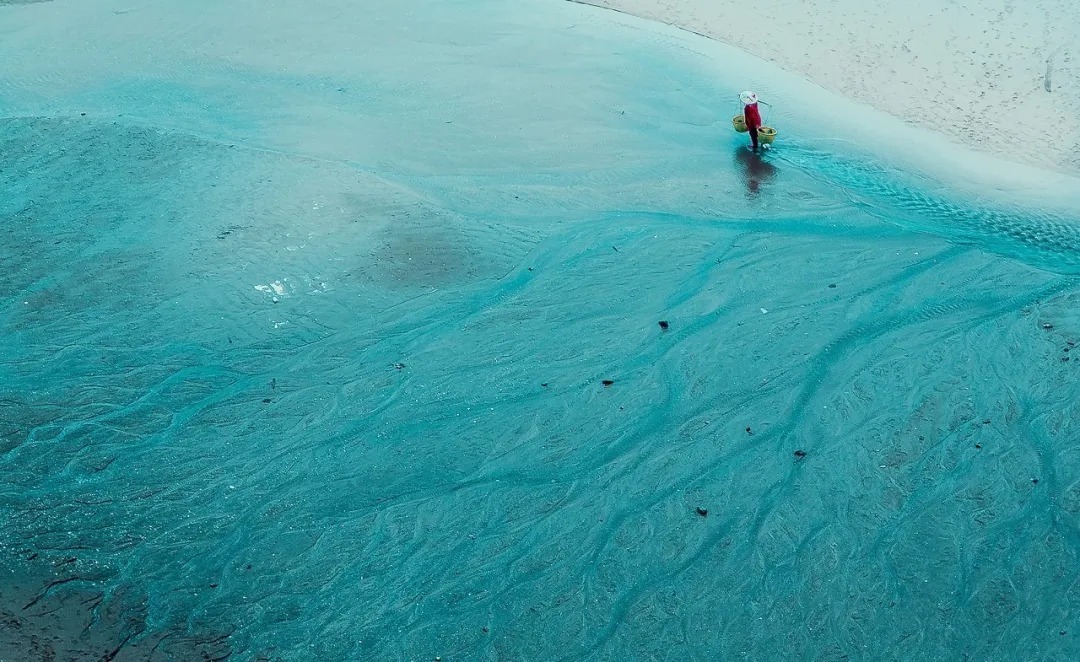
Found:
575,0 -> 1080,175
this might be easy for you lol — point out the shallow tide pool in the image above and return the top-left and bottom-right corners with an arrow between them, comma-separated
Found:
2,0 -> 1080,659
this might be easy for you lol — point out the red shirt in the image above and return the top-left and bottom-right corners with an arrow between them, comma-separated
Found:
744,103 -> 761,129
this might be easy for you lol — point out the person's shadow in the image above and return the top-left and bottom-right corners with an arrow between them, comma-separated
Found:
732,146 -> 778,197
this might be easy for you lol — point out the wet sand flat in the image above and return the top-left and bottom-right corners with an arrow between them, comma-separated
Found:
2,0 -> 1080,659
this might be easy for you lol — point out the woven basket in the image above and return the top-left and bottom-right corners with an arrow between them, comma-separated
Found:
758,126 -> 777,144
732,115 -> 748,133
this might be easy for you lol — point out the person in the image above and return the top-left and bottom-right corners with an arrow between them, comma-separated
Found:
740,91 -> 762,151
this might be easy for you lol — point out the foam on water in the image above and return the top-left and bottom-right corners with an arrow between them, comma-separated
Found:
2,0 -> 1080,659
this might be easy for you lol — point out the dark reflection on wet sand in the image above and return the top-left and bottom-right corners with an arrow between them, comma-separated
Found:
733,145 -> 779,197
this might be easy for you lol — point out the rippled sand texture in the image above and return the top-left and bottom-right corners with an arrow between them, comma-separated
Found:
2,0 -> 1080,659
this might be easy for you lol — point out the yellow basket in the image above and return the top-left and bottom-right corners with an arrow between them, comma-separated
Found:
732,115 -> 748,133
758,126 -> 777,144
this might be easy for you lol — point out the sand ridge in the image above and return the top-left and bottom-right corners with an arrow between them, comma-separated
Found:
573,0 -> 1080,175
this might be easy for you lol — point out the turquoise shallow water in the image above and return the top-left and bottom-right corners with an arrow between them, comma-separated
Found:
2,0 -> 1080,659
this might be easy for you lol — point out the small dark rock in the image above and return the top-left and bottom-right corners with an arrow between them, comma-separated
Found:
602,379 -> 614,387
80,112 -> 86,116
1063,356 -> 1071,362
695,506 -> 708,517
658,320 -> 669,330
793,449 -> 807,459
262,398 -> 271,403
1068,340 -> 1076,346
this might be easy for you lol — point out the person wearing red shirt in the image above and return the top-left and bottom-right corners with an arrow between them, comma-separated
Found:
740,90 -> 762,151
